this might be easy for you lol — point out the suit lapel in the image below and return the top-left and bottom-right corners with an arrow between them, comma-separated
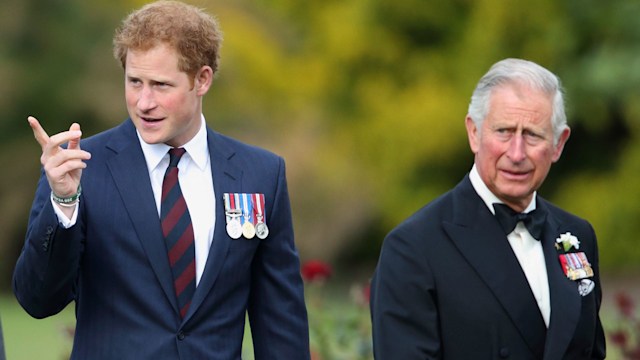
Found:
105,121 -> 178,312
443,177 -> 546,358
183,129 -> 241,323
539,200 -> 581,360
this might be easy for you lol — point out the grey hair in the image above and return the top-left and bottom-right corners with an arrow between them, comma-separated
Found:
467,58 -> 567,145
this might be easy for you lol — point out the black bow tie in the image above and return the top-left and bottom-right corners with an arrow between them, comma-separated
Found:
492,203 -> 546,240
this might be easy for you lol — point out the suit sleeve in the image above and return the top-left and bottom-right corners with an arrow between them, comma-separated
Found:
12,171 -> 84,319
371,226 -> 442,359
247,157 -> 310,360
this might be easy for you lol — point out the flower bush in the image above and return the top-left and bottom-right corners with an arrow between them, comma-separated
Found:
302,260 -> 373,360
608,292 -> 640,359
62,260 -> 373,360
302,260 -> 333,283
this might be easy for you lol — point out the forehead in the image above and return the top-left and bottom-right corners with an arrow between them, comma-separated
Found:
125,43 -> 181,75
487,83 -> 553,125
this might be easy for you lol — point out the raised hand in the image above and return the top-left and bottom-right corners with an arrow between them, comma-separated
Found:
28,116 -> 92,199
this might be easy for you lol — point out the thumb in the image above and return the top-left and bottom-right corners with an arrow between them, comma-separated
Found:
68,123 -> 82,150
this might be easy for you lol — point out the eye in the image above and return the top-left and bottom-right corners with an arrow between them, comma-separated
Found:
127,77 -> 142,86
523,130 -> 544,144
153,81 -> 171,89
494,128 -> 513,140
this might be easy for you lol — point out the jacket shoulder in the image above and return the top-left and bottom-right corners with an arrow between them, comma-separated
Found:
538,196 -> 592,228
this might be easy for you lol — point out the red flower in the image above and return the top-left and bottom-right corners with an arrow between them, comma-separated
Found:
363,282 -> 371,303
616,292 -> 636,318
609,330 -> 628,347
301,260 -> 332,283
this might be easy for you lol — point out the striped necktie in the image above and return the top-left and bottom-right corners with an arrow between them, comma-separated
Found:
161,148 -> 196,318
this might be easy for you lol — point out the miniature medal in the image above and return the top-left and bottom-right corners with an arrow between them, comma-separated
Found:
226,215 -> 243,239
224,193 -> 243,239
253,193 -> 269,239
241,193 -> 256,239
255,220 -> 269,239
242,221 -> 256,239
559,252 -> 593,280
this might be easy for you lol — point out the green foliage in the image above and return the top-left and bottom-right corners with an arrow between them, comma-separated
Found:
1,293 -> 75,359
305,282 -> 373,360
555,141 -> 640,269
2,0 -> 640,293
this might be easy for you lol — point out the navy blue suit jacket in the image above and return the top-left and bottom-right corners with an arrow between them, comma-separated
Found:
14,119 -> 310,359
371,175 -> 606,359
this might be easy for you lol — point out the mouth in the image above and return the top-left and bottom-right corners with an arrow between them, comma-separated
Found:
500,169 -> 531,180
139,116 -> 164,123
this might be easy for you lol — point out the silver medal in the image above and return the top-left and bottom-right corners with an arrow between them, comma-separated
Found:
226,217 -> 242,239
255,221 -> 269,239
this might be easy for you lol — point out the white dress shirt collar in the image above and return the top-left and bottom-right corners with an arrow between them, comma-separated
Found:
137,115 -> 209,172
468,164 -> 536,215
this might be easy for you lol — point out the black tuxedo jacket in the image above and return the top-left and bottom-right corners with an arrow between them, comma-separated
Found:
371,175 -> 605,359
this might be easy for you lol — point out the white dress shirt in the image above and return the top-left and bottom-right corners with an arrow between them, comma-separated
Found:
53,116 -> 215,286
469,165 -> 551,327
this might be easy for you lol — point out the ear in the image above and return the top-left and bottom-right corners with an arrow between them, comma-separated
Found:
465,115 -> 480,154
551,127 -> 571,162
194,65 -> 214,96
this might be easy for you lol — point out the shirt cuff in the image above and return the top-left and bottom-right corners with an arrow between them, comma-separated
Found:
50,196 -> 79,229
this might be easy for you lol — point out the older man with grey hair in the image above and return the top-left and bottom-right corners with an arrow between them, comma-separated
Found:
371,58 -> 605,359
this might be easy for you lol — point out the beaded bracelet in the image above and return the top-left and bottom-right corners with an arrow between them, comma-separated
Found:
52,184 -> 82,205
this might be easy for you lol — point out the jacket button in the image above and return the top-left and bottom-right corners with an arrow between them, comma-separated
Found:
177,331 -> 185,341
499,347 -> 510,358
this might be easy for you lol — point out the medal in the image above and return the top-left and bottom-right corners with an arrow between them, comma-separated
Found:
226,217 -> 242,239
255,221 -> 269,239
224,193 -> 243,239
225,192 -> 268,240
578,279 -> 595,297
241,193 -> 255,239
242,221 -> 256,239
253,193 -> 269,239
559,252 -> 594,280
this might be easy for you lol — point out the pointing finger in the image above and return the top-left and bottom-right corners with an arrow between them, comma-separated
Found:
27,116 -> 50,149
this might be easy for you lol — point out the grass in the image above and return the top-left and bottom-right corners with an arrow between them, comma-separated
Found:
0,292 -> 262,360
1,282 -> 633,360
1,292 -> 75,360
0,281 -> 370,360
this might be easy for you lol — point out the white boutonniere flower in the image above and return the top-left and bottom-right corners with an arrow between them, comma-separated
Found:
556,232 -> 580,252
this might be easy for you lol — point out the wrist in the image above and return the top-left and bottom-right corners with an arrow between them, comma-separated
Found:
52,184 -> 82,205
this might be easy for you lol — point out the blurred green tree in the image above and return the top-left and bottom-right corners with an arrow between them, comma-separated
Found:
2,0 -> 640,291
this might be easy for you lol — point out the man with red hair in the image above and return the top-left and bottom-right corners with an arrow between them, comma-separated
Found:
14,1 -> 309,358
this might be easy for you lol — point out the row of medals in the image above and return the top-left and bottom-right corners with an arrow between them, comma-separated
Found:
226,209 -> 269,240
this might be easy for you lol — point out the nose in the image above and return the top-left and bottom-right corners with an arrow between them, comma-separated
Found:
137,86 -> 156,112
506,133 -> 526,163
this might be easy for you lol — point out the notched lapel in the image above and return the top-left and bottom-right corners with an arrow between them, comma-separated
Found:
184,130 -> 242,322
105,125 -> 179,314
443,178 -> 547,358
